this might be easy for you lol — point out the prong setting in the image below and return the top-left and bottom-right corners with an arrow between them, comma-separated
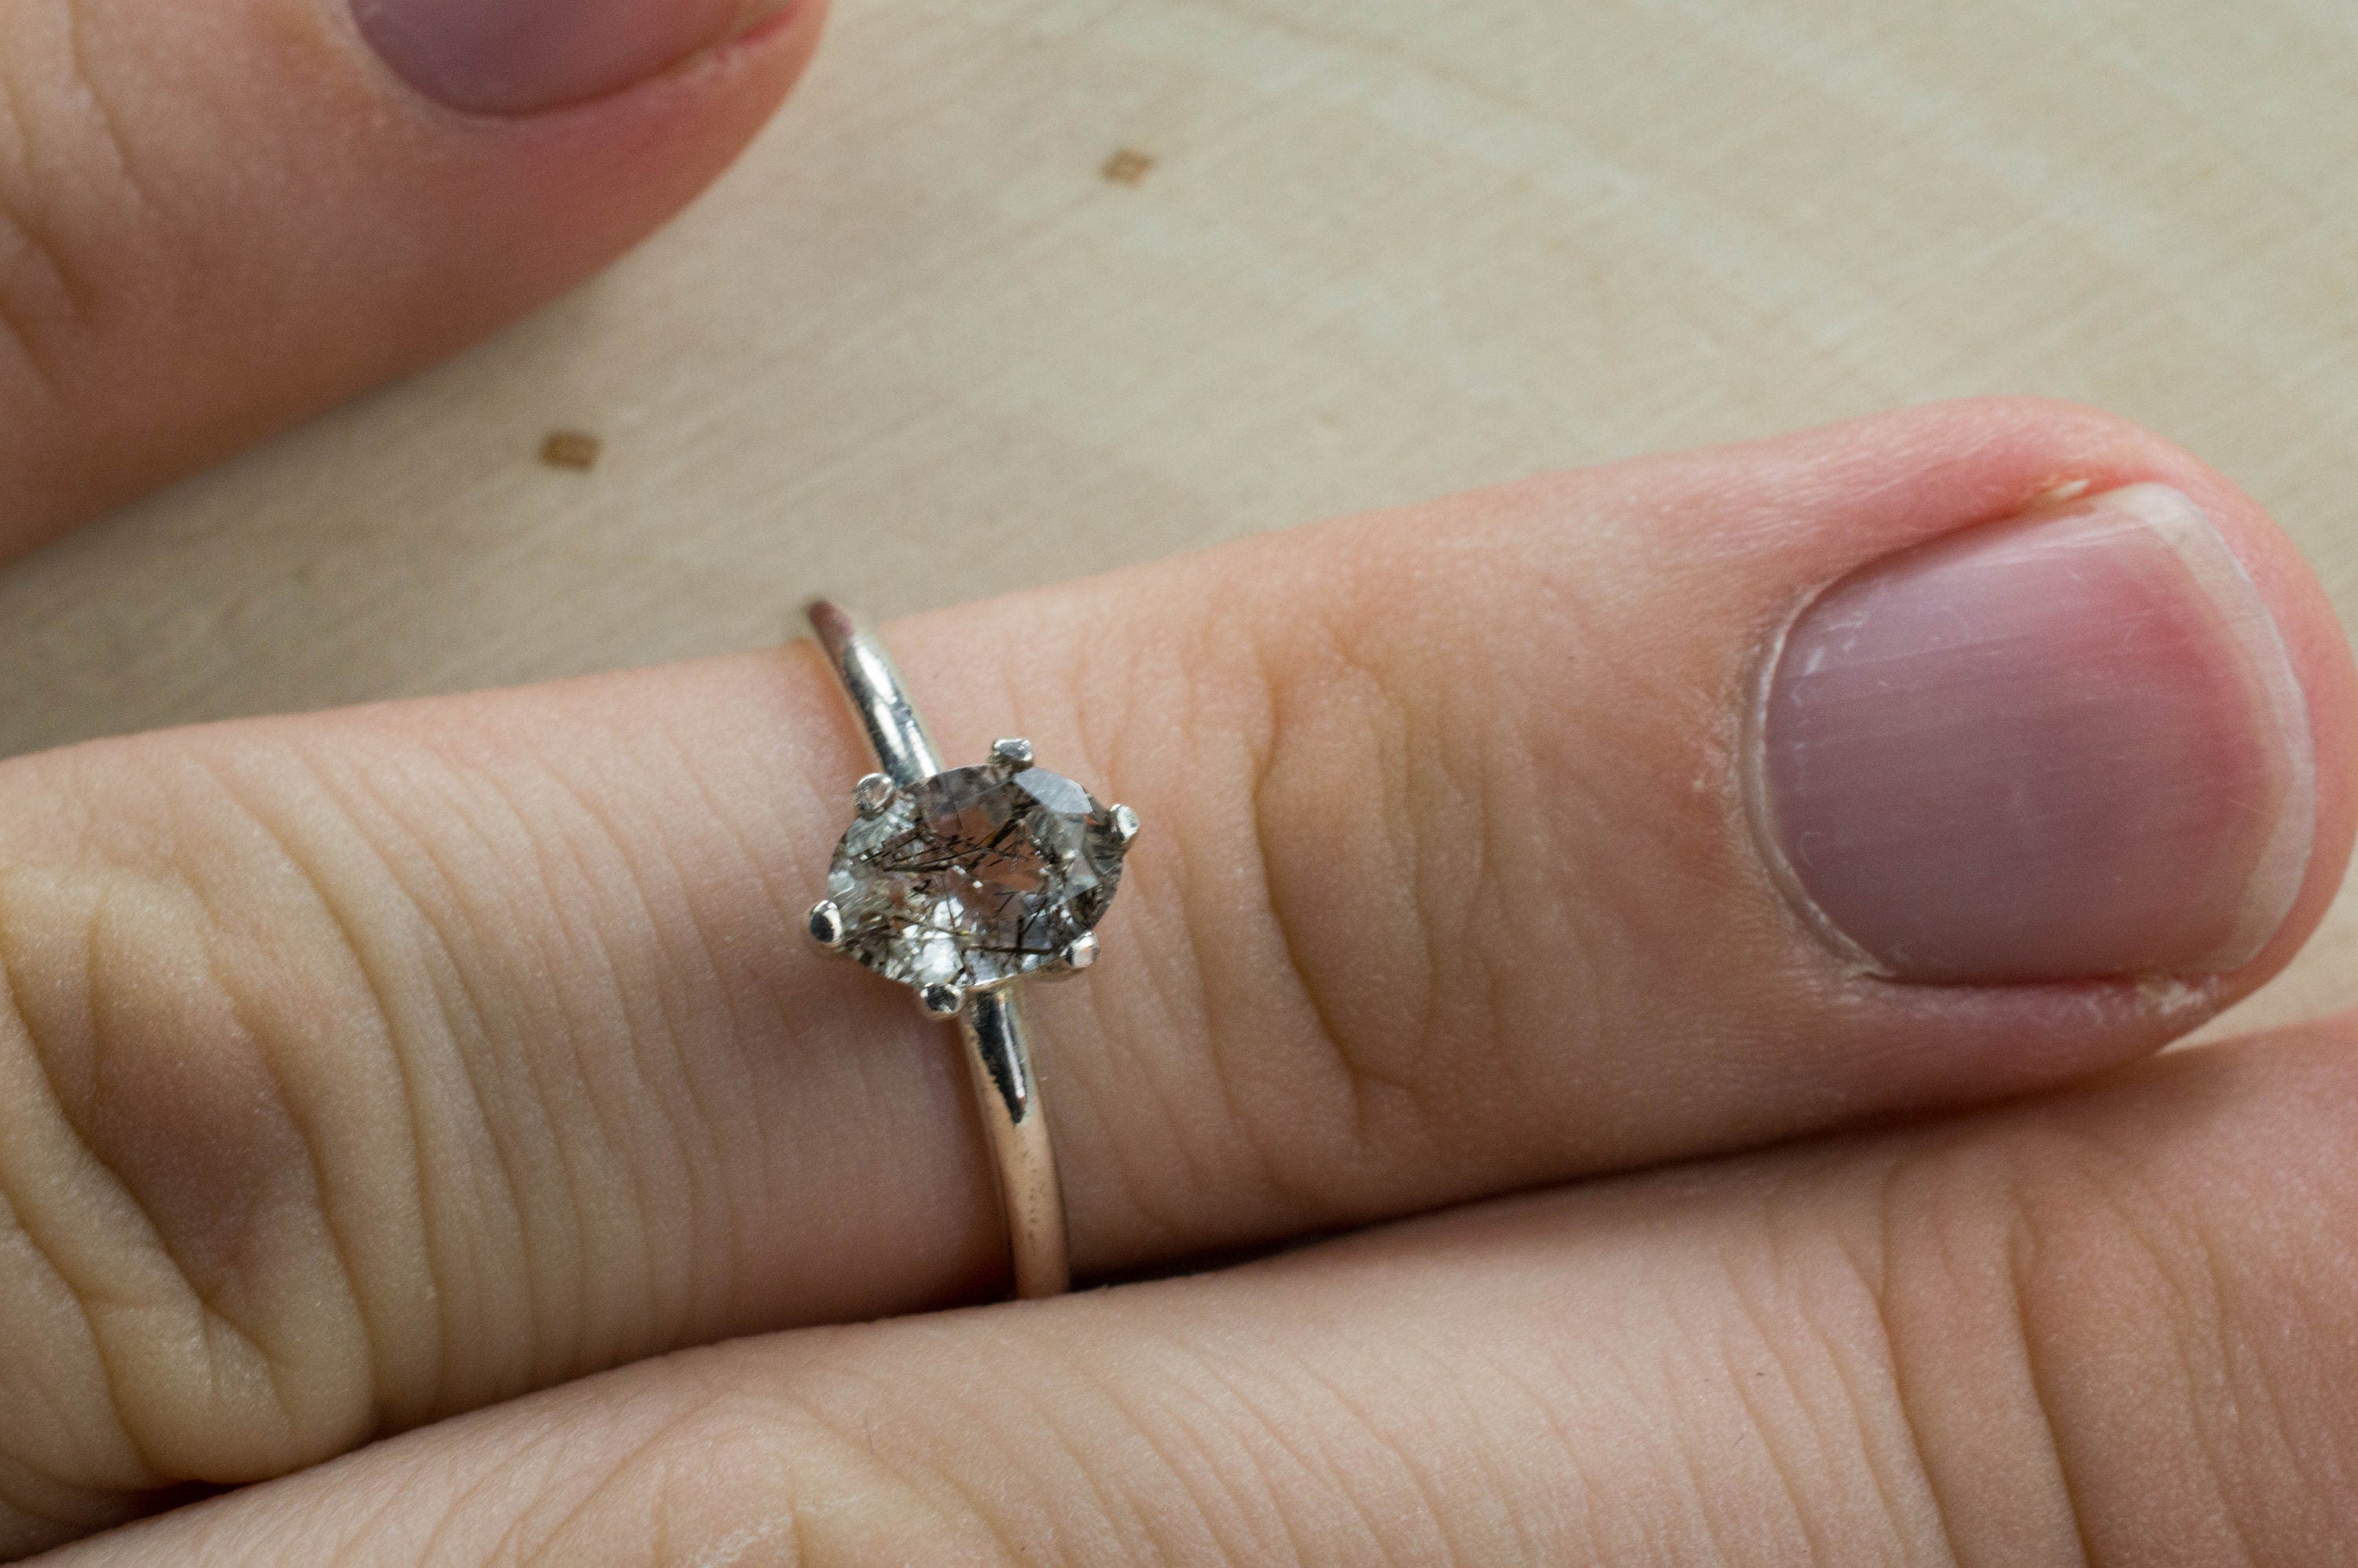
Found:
854,773 -> 898,817
1045,931 -> 1099,980
827,755 -> 1130,998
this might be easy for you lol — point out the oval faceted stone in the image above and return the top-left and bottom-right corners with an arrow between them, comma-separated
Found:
828,765 -> 1128,992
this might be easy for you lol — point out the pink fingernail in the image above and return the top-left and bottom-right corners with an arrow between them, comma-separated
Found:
1750,483 -> 2315,984
354,0 -> 795,115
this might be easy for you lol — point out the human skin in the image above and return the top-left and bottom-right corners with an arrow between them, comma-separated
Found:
5,2 -> 2358,1565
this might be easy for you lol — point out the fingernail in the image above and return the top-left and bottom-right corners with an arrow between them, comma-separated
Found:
354,0 -> 795,116
1750,483 -> 2314,984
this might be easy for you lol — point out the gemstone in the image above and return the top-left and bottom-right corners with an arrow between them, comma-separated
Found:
827,764 -> 1129,993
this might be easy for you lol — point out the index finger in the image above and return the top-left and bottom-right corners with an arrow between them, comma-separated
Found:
0,398 -> 2347,1551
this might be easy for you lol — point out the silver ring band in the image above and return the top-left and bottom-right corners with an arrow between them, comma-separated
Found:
807,600 -> 1074,1298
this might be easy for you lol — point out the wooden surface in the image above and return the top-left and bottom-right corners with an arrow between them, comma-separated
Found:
2,0 -> 2353,1035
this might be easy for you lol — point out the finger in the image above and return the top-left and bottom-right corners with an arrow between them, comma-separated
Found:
53,1014 -> 2358,1566
0,399 -> 2349,1548
0,0 -> 823,554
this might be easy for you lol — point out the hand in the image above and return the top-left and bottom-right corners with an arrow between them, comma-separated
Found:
3,7 -> 2356,1566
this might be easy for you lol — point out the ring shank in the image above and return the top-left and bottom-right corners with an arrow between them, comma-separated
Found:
806,600 -> 1073,1299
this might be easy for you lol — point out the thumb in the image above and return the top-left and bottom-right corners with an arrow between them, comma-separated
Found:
0,0 -> 823,553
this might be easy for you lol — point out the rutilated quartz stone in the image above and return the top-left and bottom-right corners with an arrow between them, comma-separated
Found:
828,764 -> 1129,992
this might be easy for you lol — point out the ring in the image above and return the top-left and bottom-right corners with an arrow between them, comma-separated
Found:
802,600 -> 1138,1298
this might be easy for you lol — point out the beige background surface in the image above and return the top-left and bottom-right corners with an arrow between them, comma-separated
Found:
1,0 -> 2352,1034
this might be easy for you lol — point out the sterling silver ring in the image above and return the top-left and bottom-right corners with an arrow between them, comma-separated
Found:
803,600 -> 1137,1298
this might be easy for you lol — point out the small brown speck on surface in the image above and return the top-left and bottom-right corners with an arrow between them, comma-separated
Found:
1102,149 -> 1155,186
540,431 -> 603,472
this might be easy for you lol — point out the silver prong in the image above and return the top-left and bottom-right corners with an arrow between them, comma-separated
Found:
1109,804 -> 1141,846
854,773 -> 898,817
1045,931 -> 1099,980
807,899 -> 847,951
918,982 -> 965,1018
990,737 -> 1035,771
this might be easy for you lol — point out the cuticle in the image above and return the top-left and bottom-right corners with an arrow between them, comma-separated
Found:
1736,575 -> 1893,981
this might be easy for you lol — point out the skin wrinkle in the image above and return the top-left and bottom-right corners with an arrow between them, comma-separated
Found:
1746,1166 -> 1919,1560
545,759 -> 693,1362
1259,1346 -> 1455,1567
1089,618 -> 1254,1258
2075,1164 -> 2269,1568
75,865 -> 366,1482
1864,1166 -> 1967,1568
193,935 -> 372,1461
1,873 -> 306,1486
2223,1161 -> 2358,1533
503,1394 -> 732,1568
775,1385 -> 1005,1566
1241,724 -> 1366,1210
1120,1331 -> 1317,1566
287,749 -> 527,1418
60,2 -> 158,233
615,715 -> 769,1337
1117,619 -> 1306,1247
1026,597 -> 1221,1261
0,200 -> 64,388
308,745 -> 550,1417
1172,1337 -> 1401,1566
1784,1218 -> 1944,1564
1459,709 -> 1545,1130
740,665 -> 961,1312
0,13 -> 88,391
1300,597 -> 1437,1111
2003,1183 -> 2104,1568
1217,1349 -> 1368,1566
818,1386 -> 1027,1565
0,1282 -> 156,1557
1342,608 -> 1442,1091
1060,1341 -> 1253,1563
1200,1343 -> 1384,1563
416,1409 -> 582,1568
1090,866 -> 1220,1258
512,747 -> 714,1360
1480,1346 -> 1613,1563
2174,1198 -> 2286,1566
1232,1333 -> 1443,1566
8,905 -> 246,1481
1383,1336 -> 1554,1566
2217,1142 -> 2358,1540
0,1316 -> 113,1495
369,739 -> 626,1396
1641,1264 -> 1773,1566
1064,938 -> 1173,1264
1901,1140 -> 2088,1568
1499,1228 -> 1659,1554
1165,755 -> 1302,1226
0,928 -> 158,1512
174,754 -> 406,1430
431,744 -> 649,1385
991,1342 -> 1159,1562
1697,1215 -> 1829,1562
490,1386 -> 657,1567
1458,723 -> 1517,1121
325,1468 -> 432,1568
1251,606 -> 1431,1163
